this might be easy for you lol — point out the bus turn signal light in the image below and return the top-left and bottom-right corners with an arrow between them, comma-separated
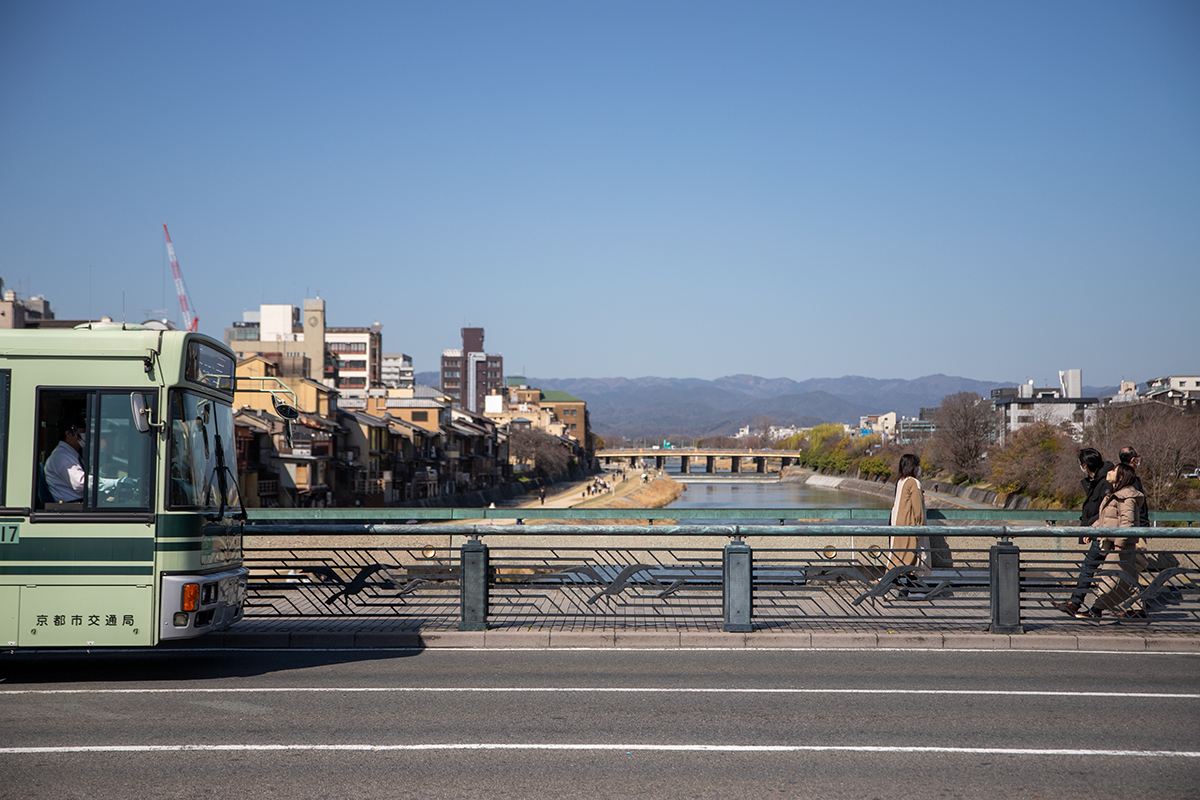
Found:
182,583 -> 200,612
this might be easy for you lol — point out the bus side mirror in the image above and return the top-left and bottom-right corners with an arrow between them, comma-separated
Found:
273,399 -> 298,449
131,393 -> 155,434
273,399 -> 299,421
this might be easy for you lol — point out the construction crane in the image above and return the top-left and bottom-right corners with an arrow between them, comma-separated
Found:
163,224 -> 198,332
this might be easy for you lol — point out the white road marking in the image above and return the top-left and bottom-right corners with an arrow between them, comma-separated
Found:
8,646 -> 1199,655
1,686 -> 1196,699
1,743 -> 1198,758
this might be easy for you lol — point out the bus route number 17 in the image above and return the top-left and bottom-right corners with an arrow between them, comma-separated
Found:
0,524 -> 18,544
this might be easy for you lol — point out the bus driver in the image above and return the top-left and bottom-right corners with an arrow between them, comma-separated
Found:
44,415 -> 89,503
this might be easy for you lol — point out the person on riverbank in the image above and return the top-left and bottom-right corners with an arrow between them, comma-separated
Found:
1052,447 -> 1115,616
887,453 -> 930,574
1077,462 -> 1149,620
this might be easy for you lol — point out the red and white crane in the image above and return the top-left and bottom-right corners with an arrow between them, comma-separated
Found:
162,224 -> 198,332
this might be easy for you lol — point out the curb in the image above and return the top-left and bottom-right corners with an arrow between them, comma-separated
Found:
163,629 -> 1200,652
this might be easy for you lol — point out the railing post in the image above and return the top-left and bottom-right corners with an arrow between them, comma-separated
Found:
989,537 -> 1023,634
459,537 -> 489,631
723,537 -> 753,632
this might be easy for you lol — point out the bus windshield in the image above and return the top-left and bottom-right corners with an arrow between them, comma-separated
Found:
169,391 -> 240,510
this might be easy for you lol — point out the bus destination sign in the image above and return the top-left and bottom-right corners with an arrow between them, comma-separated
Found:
186,341 -> 235,393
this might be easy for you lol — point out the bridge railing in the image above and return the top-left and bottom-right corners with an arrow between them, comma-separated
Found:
245,507 -> 1200,523
241,509 -> 1200,634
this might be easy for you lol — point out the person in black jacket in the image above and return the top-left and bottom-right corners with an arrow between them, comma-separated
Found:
1052,447 -> 1113,616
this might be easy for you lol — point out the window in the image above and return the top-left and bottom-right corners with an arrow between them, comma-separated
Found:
37,388 -> 155,512
0,370 -> 8,504
328,342 -> 366,353
411,411 -> 428,422
444,370 -> 460,378
339,377 -> 366,388
168,391 -> 239,510
342,360 -> 367,370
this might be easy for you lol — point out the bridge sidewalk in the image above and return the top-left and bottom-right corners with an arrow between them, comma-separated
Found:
168,614 -> 1200,652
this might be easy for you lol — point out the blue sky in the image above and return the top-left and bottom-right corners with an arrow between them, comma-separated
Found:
2,1 -> 1197,388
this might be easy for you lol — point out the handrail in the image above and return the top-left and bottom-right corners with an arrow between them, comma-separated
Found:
244,507 -> 1200,524
241,522 -> 1200,539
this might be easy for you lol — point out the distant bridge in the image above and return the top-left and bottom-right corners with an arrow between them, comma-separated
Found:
597,447 -> 804,474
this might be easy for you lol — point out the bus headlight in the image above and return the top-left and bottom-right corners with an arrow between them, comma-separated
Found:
173,613 -> 189,627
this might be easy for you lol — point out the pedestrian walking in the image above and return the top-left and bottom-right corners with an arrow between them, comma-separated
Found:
887,453 -> 930,574
1052,447 -> 1114,616
1076,462 -> 1149,619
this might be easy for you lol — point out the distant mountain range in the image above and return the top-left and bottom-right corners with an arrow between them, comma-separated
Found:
414,372 -> 1118,439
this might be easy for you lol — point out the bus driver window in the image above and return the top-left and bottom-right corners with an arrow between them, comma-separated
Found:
37,389 -> 154,511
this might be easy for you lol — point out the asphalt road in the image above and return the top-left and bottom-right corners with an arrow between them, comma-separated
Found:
2,647 -> 1198,798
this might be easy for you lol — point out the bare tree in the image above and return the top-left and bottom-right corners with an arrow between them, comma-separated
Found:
1086,404 -> 1200,509
508,428 -> 571,477
928,392 -> 997,482
752,414 -> 775,449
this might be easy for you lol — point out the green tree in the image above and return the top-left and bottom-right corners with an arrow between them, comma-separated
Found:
808,423 -> 844,452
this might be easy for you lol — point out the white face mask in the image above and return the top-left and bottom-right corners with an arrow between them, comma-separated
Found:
1080,464 -> 1088,475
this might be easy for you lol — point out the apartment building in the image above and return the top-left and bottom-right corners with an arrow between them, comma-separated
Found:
1144,375 -> 1200,410
485,376 -> 593,466
381,353 -> 414,389
858,412 -> 897,439
325,324 -> 383,397
0,279 -> 55,329
991,370 -> 1098,444
224,298 -> 384,398
441,327 -> 504,412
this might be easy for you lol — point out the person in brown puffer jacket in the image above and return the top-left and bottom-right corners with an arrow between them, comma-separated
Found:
1077,462 -> 1148,619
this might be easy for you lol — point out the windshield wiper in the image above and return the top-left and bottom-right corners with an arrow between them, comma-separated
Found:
207,430 -> 246,522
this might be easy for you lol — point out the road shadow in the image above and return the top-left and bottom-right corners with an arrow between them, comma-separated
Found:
0,646 -> 425,684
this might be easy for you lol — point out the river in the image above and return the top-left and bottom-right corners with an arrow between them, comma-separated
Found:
663,473 -> 891,523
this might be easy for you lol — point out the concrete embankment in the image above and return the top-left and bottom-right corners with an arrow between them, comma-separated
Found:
780,467 -> 1029,511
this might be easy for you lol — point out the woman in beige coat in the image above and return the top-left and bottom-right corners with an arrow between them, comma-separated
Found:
1079,462 -> 1148,619
888,453 -> 930,573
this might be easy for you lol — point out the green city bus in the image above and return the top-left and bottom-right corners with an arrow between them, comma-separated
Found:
0,323 -> 251,647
